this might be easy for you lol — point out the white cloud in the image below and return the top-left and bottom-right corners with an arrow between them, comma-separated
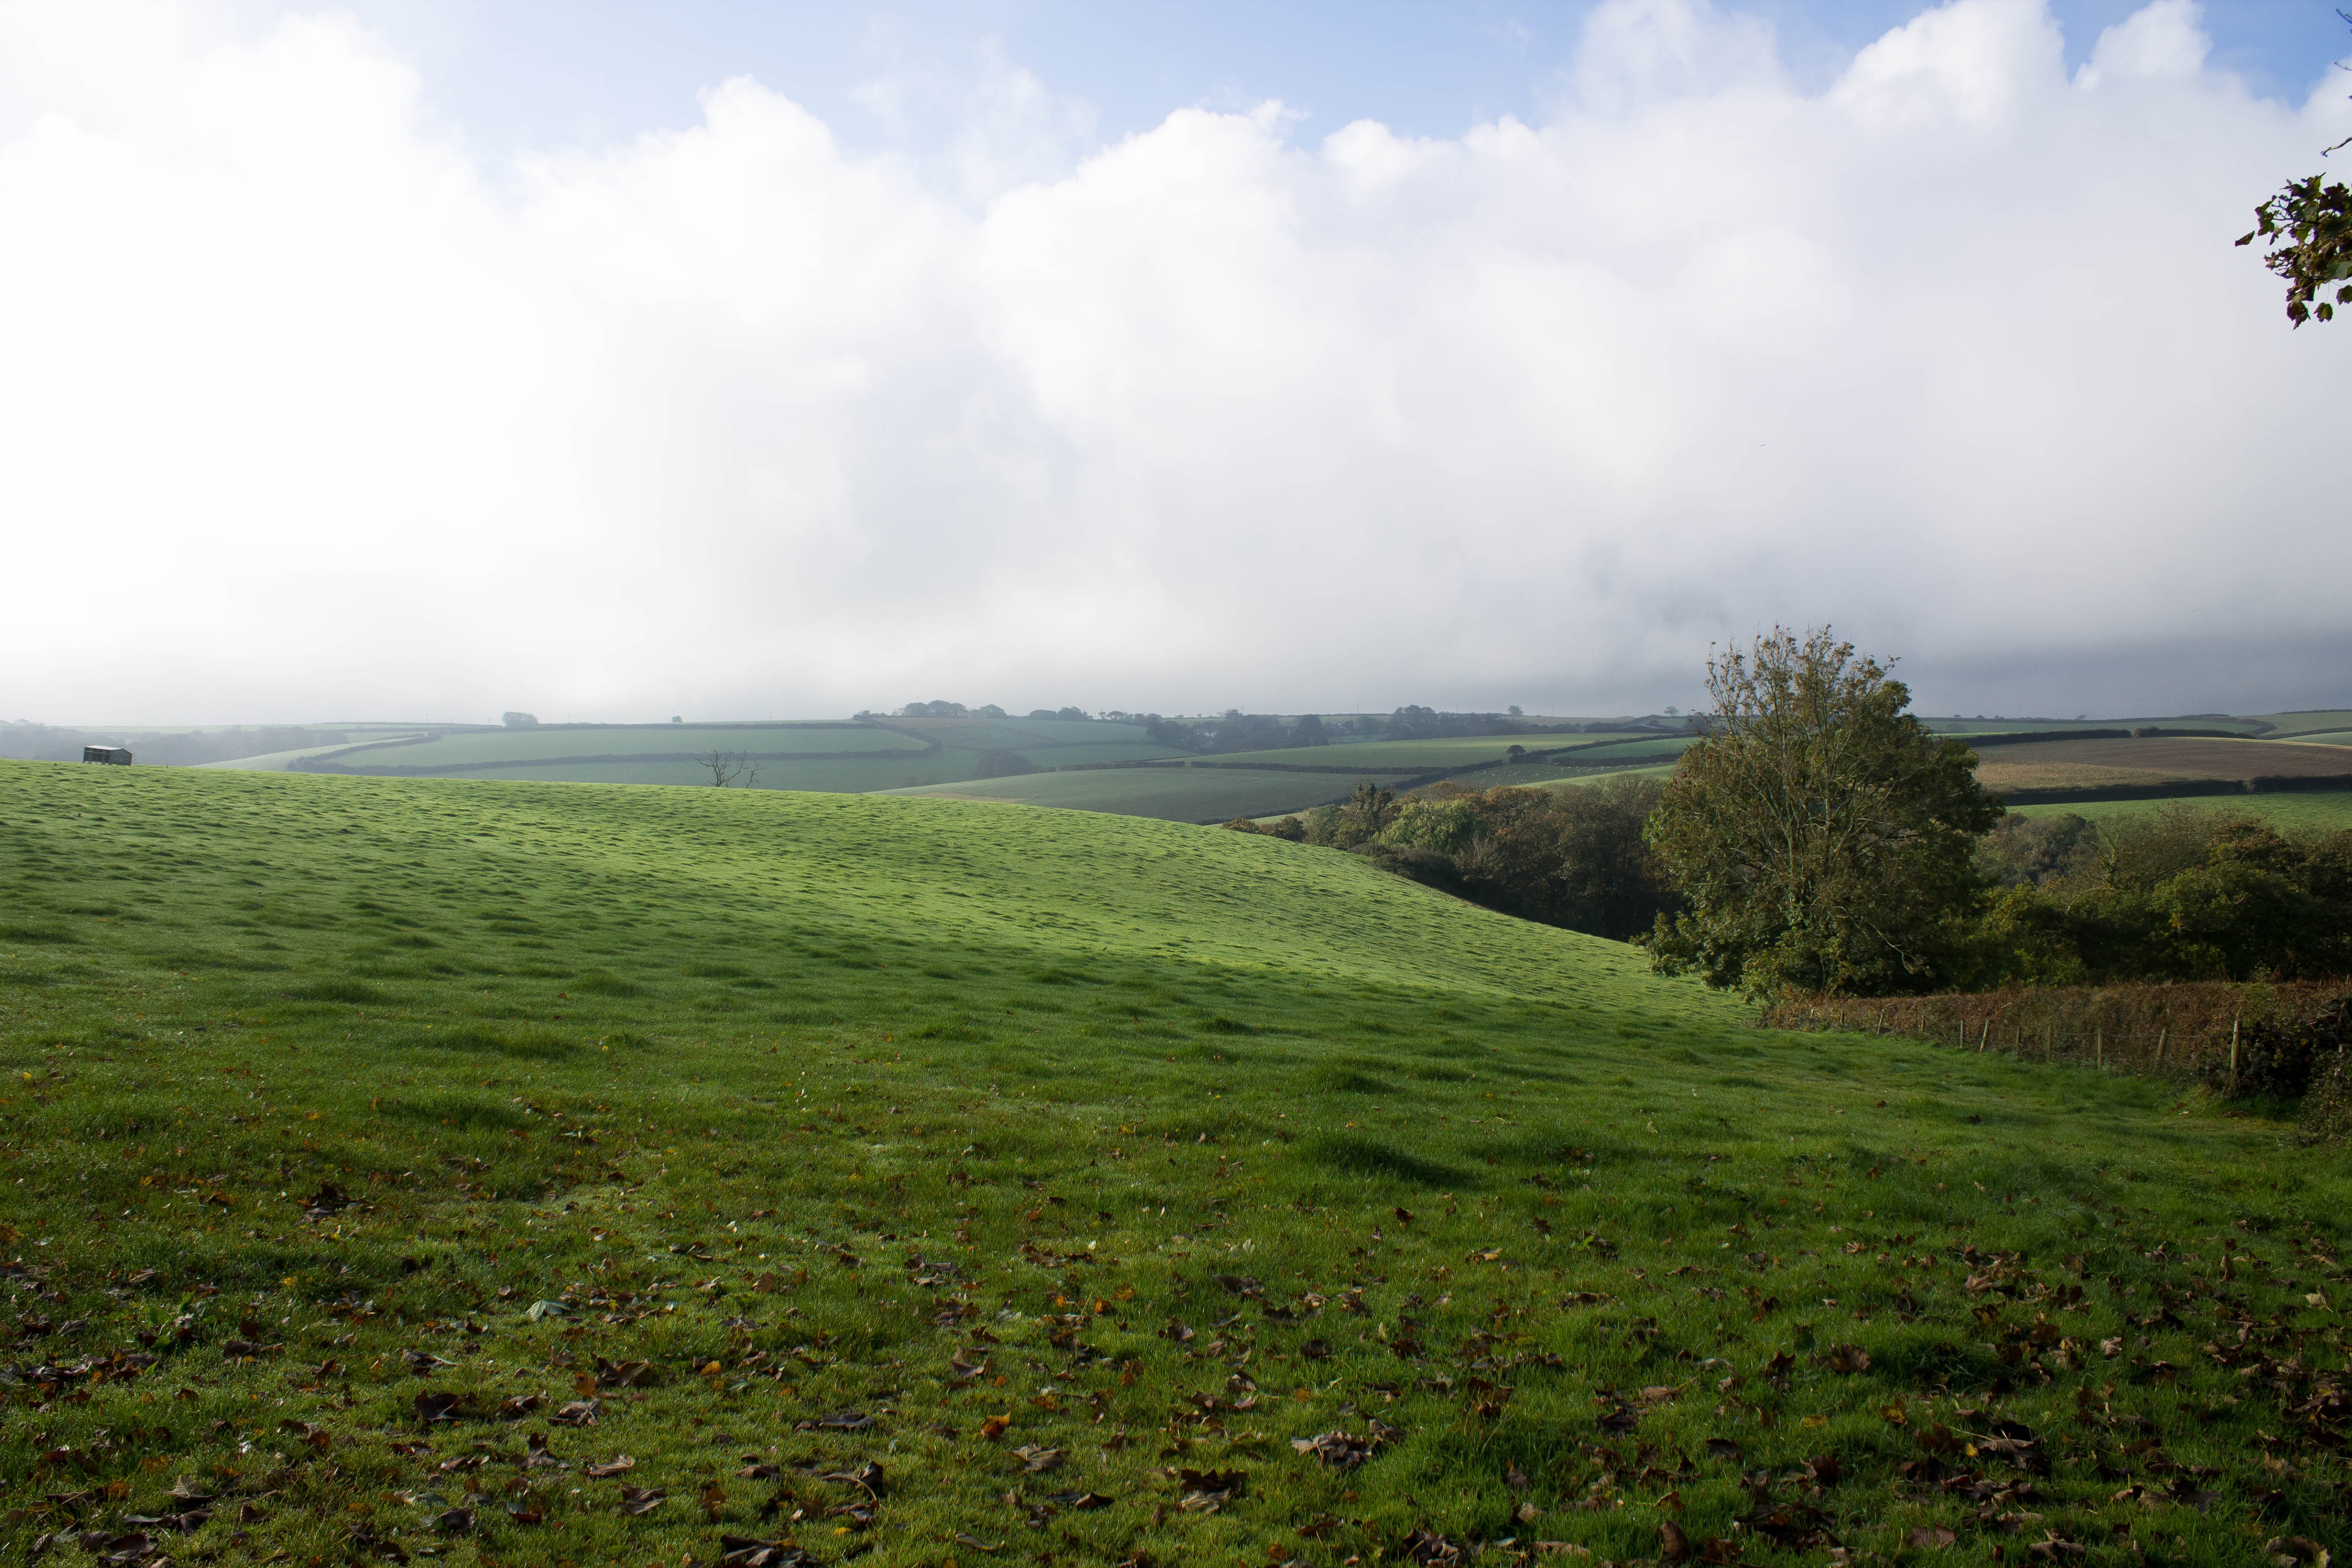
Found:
0,0 -> 2345,724
2076,0 -> 2208,89
1831,0 -> 2060,131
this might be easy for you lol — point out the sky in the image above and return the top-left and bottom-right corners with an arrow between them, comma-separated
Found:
1,0 -> 2348,725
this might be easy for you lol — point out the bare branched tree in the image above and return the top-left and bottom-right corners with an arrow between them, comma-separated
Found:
699,748 -> 758,788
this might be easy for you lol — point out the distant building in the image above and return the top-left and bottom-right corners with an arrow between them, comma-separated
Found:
82,744 -> 133,765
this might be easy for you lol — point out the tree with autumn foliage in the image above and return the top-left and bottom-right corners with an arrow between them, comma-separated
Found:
2236,13 -> 2352,326
1645,628 -> 2001,998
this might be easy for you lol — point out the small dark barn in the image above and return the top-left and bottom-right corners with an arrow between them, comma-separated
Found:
81,744 -> 134,765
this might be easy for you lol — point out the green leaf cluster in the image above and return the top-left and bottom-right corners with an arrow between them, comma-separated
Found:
2238,171 -> 2352,326
2236,14 -> 2352,327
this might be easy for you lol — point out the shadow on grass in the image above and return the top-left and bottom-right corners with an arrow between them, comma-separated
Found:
1309,1133 -> 1467,1188
1309,1060 -> 1395,1095
290,977 -> 390,1005
379,1022 -> 579,1060
375,1095 -> 536,1134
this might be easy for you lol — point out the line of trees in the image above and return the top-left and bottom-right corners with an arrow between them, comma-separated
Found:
886,701 -> 1093,721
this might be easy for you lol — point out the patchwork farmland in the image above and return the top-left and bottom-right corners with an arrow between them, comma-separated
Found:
15,707 -> 2352,826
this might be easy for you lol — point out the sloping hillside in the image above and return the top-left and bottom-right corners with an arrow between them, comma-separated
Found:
3,761 -> 2347,1563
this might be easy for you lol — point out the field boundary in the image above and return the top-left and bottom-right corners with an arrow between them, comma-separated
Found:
1763,981 -> 2349,1080
1963,727 -> 2135,747
1047,758 -> 1429,777
1057,734 -> 1689,777
1992,772 -> 2352,805
290,748 -> 940,776
292,717 -> 940,775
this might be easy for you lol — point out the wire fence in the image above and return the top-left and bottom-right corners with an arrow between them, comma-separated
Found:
1759,981 -> 2351,1088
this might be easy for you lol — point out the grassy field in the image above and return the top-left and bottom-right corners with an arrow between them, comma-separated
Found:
444,757 -> 990,793
1202,738 -> 1639,771
1529,765 -> 1681,795
888,766 -> 1408,823
308,726 -> 929,768
1004,745 -> 1184,769
4,761 -> 2350,1566
2009,788 -> 2352,833
2244,710 -> 2352,737
280,721 -> 1193,796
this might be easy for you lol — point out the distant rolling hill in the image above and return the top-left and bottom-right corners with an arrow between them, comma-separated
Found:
27,706 -> 2352,826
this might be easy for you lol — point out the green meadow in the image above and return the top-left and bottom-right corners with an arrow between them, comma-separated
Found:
274,720 -> 1194,798
886,766 -> 1416,823
325,726 -> 930,767
1200,738 -> 1640,771
2008,789 -> 2352,833
4,760 -> 2349,1566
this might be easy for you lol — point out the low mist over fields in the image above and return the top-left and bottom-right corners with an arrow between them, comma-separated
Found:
1,1 -> 2348,721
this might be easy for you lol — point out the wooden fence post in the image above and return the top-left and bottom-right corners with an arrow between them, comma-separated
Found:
2230,1016 -> 2240,1094
2156,1027 -> 2166,1070
2095,1026 -> 2103,1069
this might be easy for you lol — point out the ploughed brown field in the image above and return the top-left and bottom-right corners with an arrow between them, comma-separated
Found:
1975,735 -> 2352,793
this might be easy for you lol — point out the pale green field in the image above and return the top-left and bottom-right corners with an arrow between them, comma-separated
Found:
888,764 -> 1398,821
277,720 -> 1190,793
2245,709 -> 2352,736
2010,788 -> 2352,832
454,755 -> 991,792
1206,735 -> 1603,769
1532,764 -> 1679,792
199,738 -> 426,772
893,717 -> 1161,749
1010,742 -> 1191,767
312,722 -> 921,767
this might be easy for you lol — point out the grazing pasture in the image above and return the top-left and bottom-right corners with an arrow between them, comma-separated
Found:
2009,788 -> 2352,833
3,761 -> 2349,1565
437,756 -> 985,793
1202,737 -> 1642,770
276,720 -> 1191,796
890,765 -> 1411,822
2247,710 -> 2352,737
307,725 -> 929,769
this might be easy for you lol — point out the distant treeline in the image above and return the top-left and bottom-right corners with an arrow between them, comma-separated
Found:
0,722 -> 346,766
862,703 -> 1666,754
